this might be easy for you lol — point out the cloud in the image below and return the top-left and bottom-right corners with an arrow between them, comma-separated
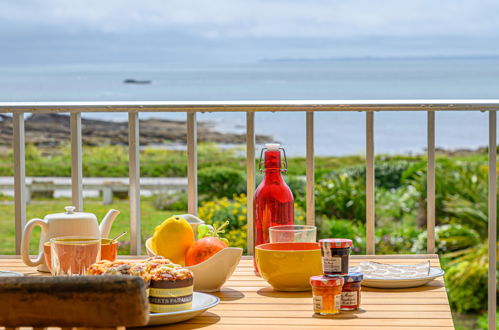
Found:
1,0 -> 499,65
1,0 -> 499,39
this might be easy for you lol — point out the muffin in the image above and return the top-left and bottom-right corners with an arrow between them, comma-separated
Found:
86,260 -> 113,275
129,262 -> 151,283
148,264 -> 194,313
103,261 -> 133,275
145,256 -> 175,273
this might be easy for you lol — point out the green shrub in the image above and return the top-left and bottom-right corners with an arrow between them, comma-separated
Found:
375,224 -> 422,254
198,194 -> 248,252
445,260 -> 489,313
152,192 -> 188,211
401,158 -> 480,226
317,218 -> 366,254
318,216 -> 422,255
412,224 -> 481,254
376,186 -> 419,225
198,166 -> 246,199
314,173 -> 366,222
326,161 -> 413,190
285,175 -> 306,210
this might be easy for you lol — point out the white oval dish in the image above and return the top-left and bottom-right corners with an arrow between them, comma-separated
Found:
146,237 -> 243,292
148,292 -> 219,325
350,266 -> 445,289
0,270 -> 24,277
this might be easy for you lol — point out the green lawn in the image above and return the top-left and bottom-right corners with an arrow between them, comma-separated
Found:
0,198 -> 181,255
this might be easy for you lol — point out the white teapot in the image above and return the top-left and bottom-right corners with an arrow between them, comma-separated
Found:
21,206 -> 120,272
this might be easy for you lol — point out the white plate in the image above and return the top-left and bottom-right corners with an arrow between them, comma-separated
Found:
350,266 -> 445,288
147,292 -> 220,326
0,270 -> 24,277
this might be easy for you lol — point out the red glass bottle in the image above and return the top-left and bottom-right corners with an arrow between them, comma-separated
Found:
253,143 -> 294,272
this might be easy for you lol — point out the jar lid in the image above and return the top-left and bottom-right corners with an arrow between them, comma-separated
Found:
310,275 -> 344,287
319,238 -> 353,248
343,272 -> 364,282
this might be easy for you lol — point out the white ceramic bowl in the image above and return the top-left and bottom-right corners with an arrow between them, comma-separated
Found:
146,237 -> 242,292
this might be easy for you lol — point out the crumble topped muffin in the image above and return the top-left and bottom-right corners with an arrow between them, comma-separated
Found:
86,256 -> 194,312
129,262 -> 151,282
148,264 -> 194,313
144,257 -> 175,273
86,260 -> 113,275
104,261 -> 133,275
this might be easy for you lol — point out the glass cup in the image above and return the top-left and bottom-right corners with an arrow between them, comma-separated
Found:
50,237 -> 101,276
269,225 -> 317,243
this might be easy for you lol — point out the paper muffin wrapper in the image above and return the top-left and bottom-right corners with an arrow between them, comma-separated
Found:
149,285 -> 193,313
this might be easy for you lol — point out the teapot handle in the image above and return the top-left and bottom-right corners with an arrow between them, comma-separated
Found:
21,218 -> 48,267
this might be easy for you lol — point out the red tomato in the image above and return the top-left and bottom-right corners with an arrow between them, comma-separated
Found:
185,237 -> 227,266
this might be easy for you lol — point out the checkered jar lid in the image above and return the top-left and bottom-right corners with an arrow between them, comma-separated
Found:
310,275 -> 344,287
319,238 -> 353,248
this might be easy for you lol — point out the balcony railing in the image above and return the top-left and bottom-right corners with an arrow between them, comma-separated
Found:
0,100 -> 497,328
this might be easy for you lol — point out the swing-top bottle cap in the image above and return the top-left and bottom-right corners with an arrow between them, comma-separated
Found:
265,143 -> 281,151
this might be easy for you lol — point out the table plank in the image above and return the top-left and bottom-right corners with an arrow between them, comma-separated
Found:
0,255 -> 454,329
162,326 -> 455,330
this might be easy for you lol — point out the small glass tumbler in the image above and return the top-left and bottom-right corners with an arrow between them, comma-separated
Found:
269,225 -> 317,243
50,237 -> 101,276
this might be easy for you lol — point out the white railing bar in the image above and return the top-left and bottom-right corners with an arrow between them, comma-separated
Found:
427,111 -> 436,253
187,112 -> 198,215
13,113 -> 26,254
246,112 -> 255,256
70,113 -> 83,211
2,100 -> 499,113
306,112 -> 315,226
128,112 -> 141,254
487,110 -> 497,330
366,112 -> 375,255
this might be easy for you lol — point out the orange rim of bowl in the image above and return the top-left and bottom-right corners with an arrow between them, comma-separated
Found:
255,242 -> 320,251
45,238 -> 116,246
101,238 -> 116,245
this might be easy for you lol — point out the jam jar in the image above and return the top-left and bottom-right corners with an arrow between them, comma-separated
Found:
309,275 -> 344,315
340,272 -> 363,310
319,238 -> 353,275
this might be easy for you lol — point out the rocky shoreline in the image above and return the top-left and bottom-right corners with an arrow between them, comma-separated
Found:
0,113 -> 272,148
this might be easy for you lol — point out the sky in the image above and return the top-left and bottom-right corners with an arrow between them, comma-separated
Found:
1,0 -> 499,64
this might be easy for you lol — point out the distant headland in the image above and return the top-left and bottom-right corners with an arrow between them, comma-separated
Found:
0,114 -> 272,148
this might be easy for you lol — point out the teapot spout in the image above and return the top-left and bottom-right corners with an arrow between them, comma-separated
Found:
99,209 -> 120,238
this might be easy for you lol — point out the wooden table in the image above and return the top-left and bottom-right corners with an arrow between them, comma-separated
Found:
0,255 -> 455,329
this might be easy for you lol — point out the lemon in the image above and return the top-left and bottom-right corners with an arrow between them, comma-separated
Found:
151,216 -> 194,266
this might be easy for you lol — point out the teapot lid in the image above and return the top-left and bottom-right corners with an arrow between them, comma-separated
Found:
45,206 -> 97,221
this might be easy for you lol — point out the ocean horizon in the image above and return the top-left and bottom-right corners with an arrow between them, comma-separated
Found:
1,57 -> 498,156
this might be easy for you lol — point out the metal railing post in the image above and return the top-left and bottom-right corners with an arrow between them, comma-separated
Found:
306,112 -> 315,226
187,112 -> 198,215
128,112 -> 141,254
70,112 -> 83,211
13,113 -> 26,254
487,110 -> 497,330
366,111 -> 375,255
246,112 -> 255,255
427,111 -> 436,253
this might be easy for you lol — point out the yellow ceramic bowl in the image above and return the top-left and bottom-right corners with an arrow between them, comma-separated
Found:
255,242 -> 322,291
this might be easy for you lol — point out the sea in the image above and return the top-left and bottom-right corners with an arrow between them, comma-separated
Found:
1,57 -> 498,156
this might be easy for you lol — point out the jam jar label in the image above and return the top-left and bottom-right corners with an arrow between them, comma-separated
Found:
313,295 -> 323,310
323,256 -> 342,272
341,291 -> 358,306
334,294 -> 341,310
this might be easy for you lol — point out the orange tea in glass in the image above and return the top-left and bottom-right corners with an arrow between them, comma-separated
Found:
50,237 -> 100,276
